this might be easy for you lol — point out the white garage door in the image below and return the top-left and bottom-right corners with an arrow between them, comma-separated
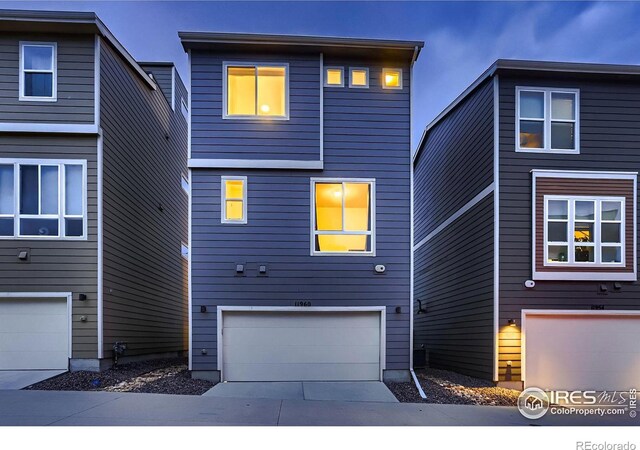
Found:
0,297 -> 69,370
524,312 -> 640,391
221,310 -> 382,381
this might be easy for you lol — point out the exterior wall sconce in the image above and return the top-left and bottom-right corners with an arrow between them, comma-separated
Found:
200,306 -> 207,313
508,319 -> 517,327
78,294 -> 87,301
416,300 -> 427,314
395,306 -> 402,313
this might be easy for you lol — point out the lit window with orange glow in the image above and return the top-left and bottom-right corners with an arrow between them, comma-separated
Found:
312,179 -> 374,255
325,67 -> 344,87
221,176 -> 247,224
382,68 -> 402,89
225,64 -> 287,118
349,68 -> 369,88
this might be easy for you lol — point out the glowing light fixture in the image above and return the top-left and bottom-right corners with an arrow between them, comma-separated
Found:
508,319 -> 517,327
260,104 -> 270,113
382,68 -> 402,89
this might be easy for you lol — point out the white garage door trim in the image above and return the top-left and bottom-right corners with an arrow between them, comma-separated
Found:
217,306 -> 386,382
521,309 -> 640,388
0,292 -> 73,364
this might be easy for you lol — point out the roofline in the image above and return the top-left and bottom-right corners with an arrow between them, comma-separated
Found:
138,61 -> 175,67
0,9 -> 157,90
413,59 -> 640,164
179,31 -> 424,53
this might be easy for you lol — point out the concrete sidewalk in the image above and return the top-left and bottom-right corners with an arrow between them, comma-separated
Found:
0,390 -> 636,426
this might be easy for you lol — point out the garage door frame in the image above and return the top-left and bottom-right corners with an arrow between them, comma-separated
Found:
521,309 -> 640,387
217,306 -> 386,382
0,291 -> 73,368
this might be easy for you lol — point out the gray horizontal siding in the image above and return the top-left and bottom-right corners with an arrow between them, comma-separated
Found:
190,50 -> 320,161
100,39 -> 188,359
0,32 -> 95,124
0,135 -> 98,359
191,56 -> 411,373
139,64 -> 173,106
413,195 -> 494,380
414,78 -> 494,244
498,74 -> 640,381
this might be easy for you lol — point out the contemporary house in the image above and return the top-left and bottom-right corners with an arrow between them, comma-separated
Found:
413,60 -> 640,392
0,10 -> 189,372
181,32 -> 423,382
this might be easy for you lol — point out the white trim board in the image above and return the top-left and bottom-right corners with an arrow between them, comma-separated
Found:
216,306 -> 387,382
94,35 -> 101,128
413,183 -> 495,251
0,291 -> 73,360
97,131 -> 104,359
187,167 -> 193,371
520,309 -> 640,385
492,75 -> 500,382
0,123 -> 99,134
189,159 -> 323,170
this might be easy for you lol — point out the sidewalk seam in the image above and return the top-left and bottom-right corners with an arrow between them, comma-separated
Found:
46,394 -> 125,426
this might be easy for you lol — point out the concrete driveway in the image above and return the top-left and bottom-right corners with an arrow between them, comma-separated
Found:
0,370 -> 66,390
0,390 -> 637,426
203,381 -> 398,403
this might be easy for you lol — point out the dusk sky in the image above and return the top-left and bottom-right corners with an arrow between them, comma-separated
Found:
3,1 -> 640,148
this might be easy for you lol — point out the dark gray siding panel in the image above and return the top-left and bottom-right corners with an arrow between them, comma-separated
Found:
190,50 -> 321,161
498,75 -> 640,381
100,40 -> 188,359
413,195 -> 494,380
139,64 -> 173,106
191,57 -> 411,372
0,135 -> 98,358
0,33 -> 95,124
414,79 -> 494,244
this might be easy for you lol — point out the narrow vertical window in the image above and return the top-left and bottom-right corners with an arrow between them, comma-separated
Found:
0,165 -> 14,236
20,43 -> 56,100
221,176 -> 247,224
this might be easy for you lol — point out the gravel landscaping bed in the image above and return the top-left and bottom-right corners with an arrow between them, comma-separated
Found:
24,357 -> 214,395
386,368 -> 520,406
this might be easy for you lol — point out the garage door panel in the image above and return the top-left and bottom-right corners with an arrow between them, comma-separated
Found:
224,362 -> 380,382
223,344 -> 380,364
0,298 -> 69,370
223,326 -> 379,348
222,311 -> 382,381
525,314 -> 640,391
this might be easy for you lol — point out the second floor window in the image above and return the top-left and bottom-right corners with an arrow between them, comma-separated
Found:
517,87 -> 579,153
20,42 -> 56,101
224,63 -> 288,119
0,159 -> 86,239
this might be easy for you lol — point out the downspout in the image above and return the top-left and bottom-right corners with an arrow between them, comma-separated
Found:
409,44 -> 427,399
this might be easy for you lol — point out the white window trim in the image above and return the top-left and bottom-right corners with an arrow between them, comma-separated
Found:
543,195 -> 625,268
0,158 -> 88,240
222,61 -> 290,120
221,175 -> 247,224
531,170 -> 637,282
349,67 -> 369,89
180,98 -> 189,122
181,242 -> 189,260
324,66 -> 344,87
310,177 -> 376,257
19,41 -> 57,102
382,68 -> 403,90
515,86 -> 580,154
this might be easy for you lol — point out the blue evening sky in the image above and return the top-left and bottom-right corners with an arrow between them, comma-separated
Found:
2,1 -> 639,148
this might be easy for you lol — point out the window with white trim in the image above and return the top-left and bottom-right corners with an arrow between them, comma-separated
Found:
224,63 -> 288,118
221,176 -> 247,224
545,196 -> 624,266
181,99 -> 189,122
517,87 -> 579,153
349,68 -> 369,88
311,179 -> 375,255
325,67 -> 344,87
181,242 -> 189,260
382,68 -> 402,89
181,174 -> 189,194
20,42 -> 57,101
0,160 -> 86,239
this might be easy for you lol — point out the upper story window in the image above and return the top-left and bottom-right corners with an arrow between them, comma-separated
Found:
516,87 -> 579,153
181,174 -> 189,194
221,176 -> 247,224
349,68 -> 369,88
545,196 -> 624,266
20,42 -> 57,101
224,63 -> 288,119
311,179 -> 375,256
181,99 -> 189,122
382,68 -> 402,89
181,242 -> 189,260
0,159 -> 86,239
325,67 -> 344,87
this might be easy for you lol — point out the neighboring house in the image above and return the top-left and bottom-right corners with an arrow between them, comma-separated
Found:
180,32 -> 423,382
413,59 -> 640,391
0,10 -> 189,372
